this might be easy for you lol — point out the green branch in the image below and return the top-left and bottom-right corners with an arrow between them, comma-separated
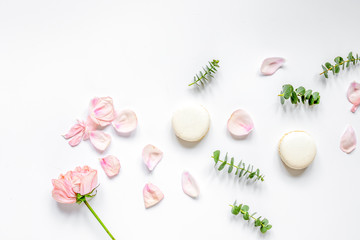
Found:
279,84 -> 320,105
230,201 -> 272,234
320,52 -> 360,78
212,150 -> 264,182
189,59 -> 220,86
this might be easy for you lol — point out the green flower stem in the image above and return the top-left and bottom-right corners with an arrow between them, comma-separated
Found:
320,58 -> 360,75
229,205 -> 266,228
84,200 -> 116,240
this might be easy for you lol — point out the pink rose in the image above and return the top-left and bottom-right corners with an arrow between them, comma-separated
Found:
89,97 -> 115,127
51,166 -> 98,203
51,166 -> 115,239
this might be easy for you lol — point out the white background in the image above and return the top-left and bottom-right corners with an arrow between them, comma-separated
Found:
0,0 -> 359,239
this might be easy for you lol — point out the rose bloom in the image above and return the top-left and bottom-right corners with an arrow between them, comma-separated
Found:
52,166 -> 98,204
89,97 -> 115,127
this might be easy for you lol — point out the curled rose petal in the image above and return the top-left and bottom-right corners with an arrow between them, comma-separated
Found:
260,57 -> 285,76
227,109 -> 254,138
347,82 -> 360,113
143,183 -> 164,208
63,121 -> 86,147
340,125 -> 357,154
182,171 -> 200,198
89,97 -> 115,127
89,131 -> 111,152
99,155 -> 121,177
68,132 -> 84,147
142,144 -> 163,171
112,110 -> 138,136
63,121 -> 85,139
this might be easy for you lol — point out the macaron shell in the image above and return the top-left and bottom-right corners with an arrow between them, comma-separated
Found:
172,105 -> 210,142
278,131 -> 317,170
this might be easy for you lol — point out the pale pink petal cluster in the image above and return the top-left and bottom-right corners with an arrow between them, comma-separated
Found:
63,119 -> 95,147
260,57 -> 285,76
100,155 -> 121,177
182,171 -> 200,198
142,144 -> 163,171
143,183 -> 164,208
112,110 -> 138,136
347,82 -> 360,113
227,109 -> 254,138
63,97 -> 137,152
340,125 -> 357,154
89,97 -> 115,127
52,166 -> 98,203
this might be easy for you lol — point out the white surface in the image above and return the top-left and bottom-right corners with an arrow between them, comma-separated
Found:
279,131 -> 317,170
0,0 -> 360,239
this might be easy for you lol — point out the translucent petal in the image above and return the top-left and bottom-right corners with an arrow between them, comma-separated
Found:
143,183 -> 164,208
227,109 -> 254,138
112,110 -> 138,136
347,82 -> 360,113
340,125 -> 357,154
100,155 -> 121,177
142,144 -> 163,171
260,57 -> 285,76
182,171 -> 200,198
89,131 -> 111,152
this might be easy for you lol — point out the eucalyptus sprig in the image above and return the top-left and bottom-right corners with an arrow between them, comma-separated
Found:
278,84 -> 320,105
189,59 -> 220,86
212,150 -> 264,182
230,201 -> 272,234
321,52 -> 360,78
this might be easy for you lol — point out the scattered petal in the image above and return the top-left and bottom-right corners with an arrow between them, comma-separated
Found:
63,121 -> 85,139
63,121 -> 86,147
340,125 -> 357,154
182,171 -> 200,198
99,155 -> 121,177
68,132 -> 84,147
142,144 -> 163,171
112,110 -> 138,136
89,131 -> 111,152
143,183 -> 164,208
89,97 -> 115,127
347,82 -> 360,113
227,109 -> 254,138
260,57 -> 285,76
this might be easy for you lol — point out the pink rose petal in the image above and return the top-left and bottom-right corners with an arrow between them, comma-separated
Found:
347,82 -> 360,113
142,144 -> 163,171
63,121 -> 85,139
227,109 -> 254,138
182,171 -> 200,198
68,132 -> 84,147
89,131 -> 111,152
340,125 -> 357,154
89,97 -> 115,127
99,155 -> 121,177
143,183 -> 164,208
260,57 -> 285,76
112,109 -> 138,136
